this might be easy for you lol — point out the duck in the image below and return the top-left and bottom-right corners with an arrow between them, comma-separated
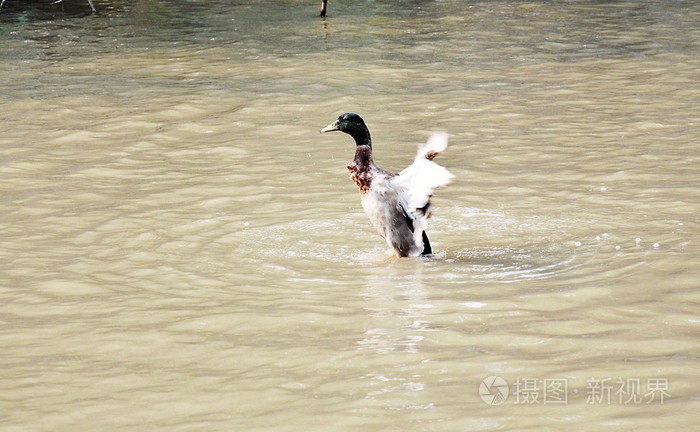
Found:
320,113 -> 454,257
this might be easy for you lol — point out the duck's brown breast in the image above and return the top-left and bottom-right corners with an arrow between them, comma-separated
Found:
347,162 -> 372,194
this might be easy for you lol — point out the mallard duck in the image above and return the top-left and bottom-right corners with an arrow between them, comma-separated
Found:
320,113 -> 454,257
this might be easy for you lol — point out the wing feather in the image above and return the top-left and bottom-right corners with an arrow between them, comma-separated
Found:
391,132 -> 454,255
394,132 -> 454,213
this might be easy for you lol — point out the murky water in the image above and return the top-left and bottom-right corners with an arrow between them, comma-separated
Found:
1,0 -> 698,430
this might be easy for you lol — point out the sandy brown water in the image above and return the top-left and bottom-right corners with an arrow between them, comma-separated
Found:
1,1 -> 699,431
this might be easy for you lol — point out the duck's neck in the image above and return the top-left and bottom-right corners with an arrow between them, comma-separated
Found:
351,128 -> 372,148
353,144 -> 373,167
348,133 -> 374,194
351,129 -> 373,166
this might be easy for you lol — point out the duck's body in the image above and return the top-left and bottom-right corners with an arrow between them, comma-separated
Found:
321,113 -> 454,257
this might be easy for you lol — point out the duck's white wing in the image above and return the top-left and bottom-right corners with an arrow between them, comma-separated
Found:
392,132 -> 454,256
393,132 -> 454,214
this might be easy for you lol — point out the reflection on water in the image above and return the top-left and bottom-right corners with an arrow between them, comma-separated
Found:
1,0 -> 699,430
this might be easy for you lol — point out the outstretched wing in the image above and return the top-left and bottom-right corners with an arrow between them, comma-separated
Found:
392,132 -> 454,255
394,132 -> 454,214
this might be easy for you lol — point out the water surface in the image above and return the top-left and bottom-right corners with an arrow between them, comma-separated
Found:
1,1 -> 698,431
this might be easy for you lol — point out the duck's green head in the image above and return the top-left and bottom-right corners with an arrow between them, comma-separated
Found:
320,113 -> 371,146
